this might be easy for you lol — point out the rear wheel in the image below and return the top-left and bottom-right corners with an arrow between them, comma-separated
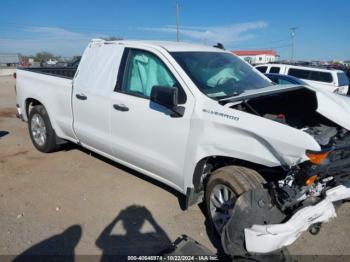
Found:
205,165 -> 265,233
28,105 -> 58,153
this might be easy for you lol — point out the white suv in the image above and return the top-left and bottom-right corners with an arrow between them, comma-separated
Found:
255,63 -> 349,95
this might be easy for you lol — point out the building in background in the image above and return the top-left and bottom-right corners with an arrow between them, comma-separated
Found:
232,50 -> 278,65
0,53 -> 20,67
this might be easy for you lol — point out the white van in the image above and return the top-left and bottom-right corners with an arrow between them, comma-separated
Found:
255,63 -> 349,95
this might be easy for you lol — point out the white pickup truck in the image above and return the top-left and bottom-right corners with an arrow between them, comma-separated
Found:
15,39 -> 350,255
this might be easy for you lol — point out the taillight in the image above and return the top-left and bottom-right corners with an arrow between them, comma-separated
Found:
13,72 -> 17,79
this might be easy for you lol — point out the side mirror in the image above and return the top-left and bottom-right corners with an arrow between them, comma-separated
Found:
150,86 -> 185,117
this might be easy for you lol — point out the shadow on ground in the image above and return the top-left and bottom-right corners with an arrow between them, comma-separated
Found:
13,225 -> 82,262
0,130 -> 9,138
96,205 -> 172,261
13,205 -> 172,262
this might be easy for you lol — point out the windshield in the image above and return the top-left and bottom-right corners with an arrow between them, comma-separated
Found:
171,51 -> 272,99
337,72 -> 350,86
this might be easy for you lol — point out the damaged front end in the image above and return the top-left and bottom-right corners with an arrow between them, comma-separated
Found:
270,130 -> 350,213
222,86 -> 350,255
221,138 -> 350,255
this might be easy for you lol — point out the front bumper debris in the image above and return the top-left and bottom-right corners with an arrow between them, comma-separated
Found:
245,185 -> 350,253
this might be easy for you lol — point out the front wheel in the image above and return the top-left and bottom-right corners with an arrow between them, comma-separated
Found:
205,165 -> 266,233
28,105 -> 58,153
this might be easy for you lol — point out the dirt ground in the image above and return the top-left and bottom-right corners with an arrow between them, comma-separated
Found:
1,75 -> 350,259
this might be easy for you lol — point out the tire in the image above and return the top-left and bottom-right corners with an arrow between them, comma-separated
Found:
28,105 -> 58,153
205,165 -> 266,234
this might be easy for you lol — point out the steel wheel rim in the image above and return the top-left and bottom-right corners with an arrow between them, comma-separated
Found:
209,184 -> 236,233
31,113 -> 47,146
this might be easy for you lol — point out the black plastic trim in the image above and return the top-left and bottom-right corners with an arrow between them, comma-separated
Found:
114,48 -> 130,92
17,67 -> 76,80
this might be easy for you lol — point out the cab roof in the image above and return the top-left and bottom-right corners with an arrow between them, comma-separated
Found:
90,39 -> 226,52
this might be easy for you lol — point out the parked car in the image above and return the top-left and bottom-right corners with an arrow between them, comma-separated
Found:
265,73 -> 308,86
15,39 -> 350,255
255,63 -> 350,95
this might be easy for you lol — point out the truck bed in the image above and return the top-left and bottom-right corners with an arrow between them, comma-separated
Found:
20,67 -> 77,79
15,67 -> 76,141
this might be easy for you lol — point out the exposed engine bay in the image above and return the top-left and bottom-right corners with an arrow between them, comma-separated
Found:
231,87 -> 344,147
230,87 -> 349,154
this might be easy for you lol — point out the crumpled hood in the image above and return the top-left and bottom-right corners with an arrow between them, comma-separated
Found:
229,83 -> 350,132
314,90 -> 350,131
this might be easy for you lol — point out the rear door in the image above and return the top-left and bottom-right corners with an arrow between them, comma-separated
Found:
109,47 -> 194,189
72,42 -> 124,153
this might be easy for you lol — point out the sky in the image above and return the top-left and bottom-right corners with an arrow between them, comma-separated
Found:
0,0 -> 349,60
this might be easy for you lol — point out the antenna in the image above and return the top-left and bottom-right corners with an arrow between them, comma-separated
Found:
176,3 -> 180,42
290,27 -> 298,62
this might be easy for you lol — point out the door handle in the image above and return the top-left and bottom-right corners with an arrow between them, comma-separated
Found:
113,104 -> 129,112
76,93 -> 87,100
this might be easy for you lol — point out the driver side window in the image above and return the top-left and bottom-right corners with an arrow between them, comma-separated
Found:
122,50 -> 176,98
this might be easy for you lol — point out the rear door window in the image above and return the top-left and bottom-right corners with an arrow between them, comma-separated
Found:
256,66 -> 267,73
288,68 -> 310,80
309,71 -> 333,83
337,72 -> 349,86
269,67 -> 280,73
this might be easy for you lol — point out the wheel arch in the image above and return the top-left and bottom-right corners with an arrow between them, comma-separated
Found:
25,97 -> 44,120
192,155 -> 273,193
185,155 -> 275,209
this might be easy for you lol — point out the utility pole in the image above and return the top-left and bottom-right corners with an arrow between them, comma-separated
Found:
290,27 -> 298,62
176,3 -> 180,42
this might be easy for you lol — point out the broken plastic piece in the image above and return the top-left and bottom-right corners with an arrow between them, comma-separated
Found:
244,185 -> 350,253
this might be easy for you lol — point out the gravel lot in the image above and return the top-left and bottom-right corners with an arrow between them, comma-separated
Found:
1,75 -> 350,260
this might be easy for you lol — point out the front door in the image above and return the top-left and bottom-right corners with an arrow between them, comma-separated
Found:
110,48 -> 193,189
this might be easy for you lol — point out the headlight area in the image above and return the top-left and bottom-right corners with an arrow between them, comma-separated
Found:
307,142 -> 350,180
306,150 -> 330,165
268,146 -> 350,212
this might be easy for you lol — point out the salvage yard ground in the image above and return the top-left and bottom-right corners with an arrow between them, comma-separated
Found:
0,75 -> 350,259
